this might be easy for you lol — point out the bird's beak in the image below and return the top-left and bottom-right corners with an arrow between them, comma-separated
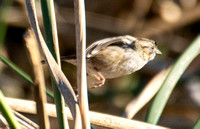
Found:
156,49 -> 162,55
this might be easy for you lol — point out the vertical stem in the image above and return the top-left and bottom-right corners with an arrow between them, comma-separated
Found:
25,30 -> 50,129
74,0 -> 90,128
24,0 -> 82,128
40,0 -> 67,128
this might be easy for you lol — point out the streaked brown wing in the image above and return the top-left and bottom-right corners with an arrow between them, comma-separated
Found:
86,35 -> 137,58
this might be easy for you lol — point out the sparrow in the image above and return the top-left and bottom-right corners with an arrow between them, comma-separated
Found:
62,35 -> 162,88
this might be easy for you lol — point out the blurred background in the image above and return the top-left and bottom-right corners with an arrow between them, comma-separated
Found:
0,0 -> 200,128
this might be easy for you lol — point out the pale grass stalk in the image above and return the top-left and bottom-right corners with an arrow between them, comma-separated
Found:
6,97 -> 170,129
74,0 -> 90,128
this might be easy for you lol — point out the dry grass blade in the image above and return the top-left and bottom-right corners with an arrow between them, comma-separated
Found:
49,0 -> 60,66
24,29 -> 50,129
6,98 -> 170,129
74,0 -> 90,128
0,113 -> 9,129
124,66 -> 172,119
0,112 -> 39,129
24,0 -> 81,128
14,111 -> 39,129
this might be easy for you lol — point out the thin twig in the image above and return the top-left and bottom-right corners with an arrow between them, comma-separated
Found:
6,98 -> 170,129
24,29 -> 50,129
74,0 -> 90,128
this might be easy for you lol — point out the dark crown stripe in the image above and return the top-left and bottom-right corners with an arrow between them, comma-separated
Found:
108,41 -> 135,49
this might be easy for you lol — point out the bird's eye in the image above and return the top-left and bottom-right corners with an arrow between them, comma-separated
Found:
155,41 -> 157,46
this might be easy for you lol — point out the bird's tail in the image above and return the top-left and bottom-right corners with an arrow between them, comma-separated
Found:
61,55 -> 77,65
41,55 -> 77,65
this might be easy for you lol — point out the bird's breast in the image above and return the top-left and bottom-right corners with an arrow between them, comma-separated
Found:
87,48 -> 148,79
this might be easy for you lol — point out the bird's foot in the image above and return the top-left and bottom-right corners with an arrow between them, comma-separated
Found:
90,72 -> 105,88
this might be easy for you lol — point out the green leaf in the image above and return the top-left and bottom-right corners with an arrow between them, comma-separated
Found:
0,54 -> 54,99
193,117 -> 200,129
0,90 -> 21,129
40,0 -> 66,128
145,35 -> 200,124
0,54 -> 33,84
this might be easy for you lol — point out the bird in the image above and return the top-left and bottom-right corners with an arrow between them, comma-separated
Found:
61,35 -> 162,88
